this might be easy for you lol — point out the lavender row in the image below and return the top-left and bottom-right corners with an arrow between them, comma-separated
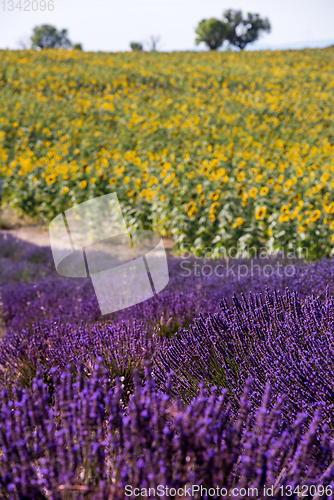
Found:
2,233 -> 334,334
2,286 -> 334,431
1,364 -> 334,500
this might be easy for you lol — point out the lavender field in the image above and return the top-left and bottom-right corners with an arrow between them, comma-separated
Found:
1,232 -> 334,499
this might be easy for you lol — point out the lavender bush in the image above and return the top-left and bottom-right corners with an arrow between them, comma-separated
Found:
154,287 -> 334,424
0,319 -> 161,398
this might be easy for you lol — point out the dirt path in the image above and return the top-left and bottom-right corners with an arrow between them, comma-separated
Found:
0,206 -> 176,251
0,226 -> 176,253
0,226 -> 52,247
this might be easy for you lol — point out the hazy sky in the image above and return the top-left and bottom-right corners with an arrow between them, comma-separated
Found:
0,0 -> 334,52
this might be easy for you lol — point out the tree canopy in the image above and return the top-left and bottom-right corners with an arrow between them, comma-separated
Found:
195,19 -> 228,50
195,9 -> 271,50
224,9 -> 271,50
31,25 -> 72,49
130,42 -> 143,51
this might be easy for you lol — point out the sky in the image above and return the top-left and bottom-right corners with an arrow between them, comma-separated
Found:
0,0 -> 334,52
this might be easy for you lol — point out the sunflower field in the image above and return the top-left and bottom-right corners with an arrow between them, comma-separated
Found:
0,47 -> 334,257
